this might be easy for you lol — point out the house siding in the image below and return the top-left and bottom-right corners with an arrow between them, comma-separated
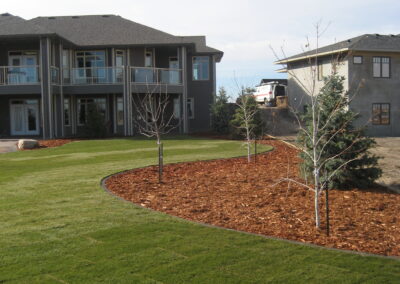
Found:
348,51 -> 400,136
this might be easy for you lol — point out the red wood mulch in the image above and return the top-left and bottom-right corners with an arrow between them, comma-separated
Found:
39,139 -> 77,148
105,139 -> 400,257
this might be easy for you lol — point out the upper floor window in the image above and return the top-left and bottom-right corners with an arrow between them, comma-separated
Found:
115,50 -> 125,82
192,56 -> 209,81
353,56 -> 363,64
145,49 -> 153,67
373,56 -> 390,78
372,103 -> 390,125
76,51 -> 105,69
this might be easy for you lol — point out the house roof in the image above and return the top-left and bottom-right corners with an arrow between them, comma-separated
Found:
28,15 -> 223,60
275,34 -> 400,64
0,13 -> 53,37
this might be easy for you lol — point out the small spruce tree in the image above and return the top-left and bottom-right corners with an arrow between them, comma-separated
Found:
298,74 -> 381,189
210,87 -> 234,134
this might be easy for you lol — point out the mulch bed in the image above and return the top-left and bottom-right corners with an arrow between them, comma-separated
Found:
38,139 -> 77,148
20,139 -> 77,150
105,139 -> 400,257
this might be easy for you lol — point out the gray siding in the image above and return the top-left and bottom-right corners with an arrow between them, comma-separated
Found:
186,52 -> 215,132
348,52 -> 400,136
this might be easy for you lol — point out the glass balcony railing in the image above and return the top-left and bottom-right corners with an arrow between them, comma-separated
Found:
63,67 -> 124,85
0,65 -> 183,86
0,66 -> 40,85
130,67 -> 182,85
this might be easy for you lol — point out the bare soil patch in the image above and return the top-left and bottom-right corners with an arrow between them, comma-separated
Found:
105,139 -> 400,257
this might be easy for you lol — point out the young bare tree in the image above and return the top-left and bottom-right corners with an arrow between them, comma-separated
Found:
272,23 -> 380,233
132,84 -> 177,183
230,90 -> 263,163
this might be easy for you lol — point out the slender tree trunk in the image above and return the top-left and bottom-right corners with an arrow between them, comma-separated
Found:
247,137 -> 251,163
254,139 -> 257,164
326,188 -> 330,236
314,168 -> 321,228
157,139 -> 163,184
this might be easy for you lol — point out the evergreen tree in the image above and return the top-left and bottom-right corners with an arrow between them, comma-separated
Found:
210,87 -> 233,134
298,74 -> 381,189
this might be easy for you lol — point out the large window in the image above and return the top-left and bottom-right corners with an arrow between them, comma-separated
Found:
373,57 -> 390,78
75,51 -> 106,80
187,98 -> 194,119
372,103 -> 390,125
116,97 -> 124,126
77,98 -> 106,125
64,98 -> 70,126
192,56 -> 209,80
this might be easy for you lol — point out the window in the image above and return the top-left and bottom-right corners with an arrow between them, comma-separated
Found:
75,51 -> 106,80
373,57 -> 390,78
372,103 -> 390,125
317,60 -> 323,81
187,98 -> 194,119
116,97 -> 124,126
62,50 -> 70,81
192,56 -> 209,80
173,98 -> 180,119
77,98 -> 106,125
145,49 -> 153,67
64,98 -> 70,126
353,56 -> 363,64
115,50 -> 125,83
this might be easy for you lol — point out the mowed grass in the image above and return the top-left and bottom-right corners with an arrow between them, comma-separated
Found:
0,136 -> 399,283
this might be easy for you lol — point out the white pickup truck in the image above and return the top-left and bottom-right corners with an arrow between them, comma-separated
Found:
253,81 -> 287,106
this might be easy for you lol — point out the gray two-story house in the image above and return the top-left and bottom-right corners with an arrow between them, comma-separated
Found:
276,34 -> 400,137
0,13 -> 223,138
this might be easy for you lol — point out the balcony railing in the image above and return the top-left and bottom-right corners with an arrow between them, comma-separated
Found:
0,66 -> 183,86
0,66 -> 40,85
63,67 -> 124,85
130,67 -> 182,85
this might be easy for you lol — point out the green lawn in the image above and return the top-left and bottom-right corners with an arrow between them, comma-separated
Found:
0,136 -> 399,283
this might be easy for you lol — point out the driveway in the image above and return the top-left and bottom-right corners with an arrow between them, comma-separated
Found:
370,137 -> 400,193
0,140 -> 18,153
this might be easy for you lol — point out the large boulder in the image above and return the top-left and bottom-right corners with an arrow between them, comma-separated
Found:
18,139 -> 39,150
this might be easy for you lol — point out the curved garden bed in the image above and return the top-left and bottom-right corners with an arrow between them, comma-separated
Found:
104,139 -> 400,257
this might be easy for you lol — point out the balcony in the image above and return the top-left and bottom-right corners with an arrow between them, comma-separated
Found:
0,66 -> 40,85
130,67 -> 182,85
63,67 -> 124,85
0,66 -> 183,87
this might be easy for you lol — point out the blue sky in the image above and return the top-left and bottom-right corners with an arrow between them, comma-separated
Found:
3,0 -> 400,99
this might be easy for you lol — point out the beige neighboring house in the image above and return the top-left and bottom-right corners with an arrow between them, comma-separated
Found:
275,34 -> 400,137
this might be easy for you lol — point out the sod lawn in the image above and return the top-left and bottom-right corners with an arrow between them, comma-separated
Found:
0,136 -> 399,283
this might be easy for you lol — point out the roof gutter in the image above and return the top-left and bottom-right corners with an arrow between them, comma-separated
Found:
274,48 -> 349,64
